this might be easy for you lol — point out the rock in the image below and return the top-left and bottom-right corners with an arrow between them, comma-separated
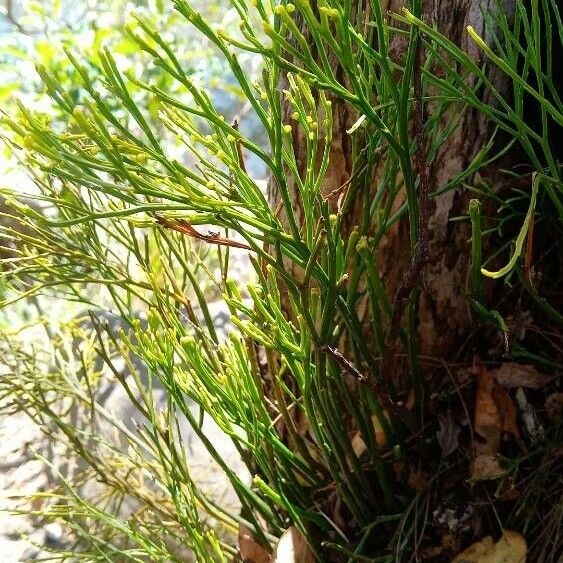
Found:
43,523 -> 65,549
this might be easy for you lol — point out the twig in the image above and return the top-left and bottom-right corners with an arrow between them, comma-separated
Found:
4,0 -> 38,35
155,215 -> 252,250
321,345 -> 367,383
321,345 -> 416,432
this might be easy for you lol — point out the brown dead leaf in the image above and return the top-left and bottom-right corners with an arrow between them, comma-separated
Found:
474,363 -> 520,460
492,363 -> 551,389
546,393 -> 563,422
437,411 -> 461,457
350,414 -> 389,458
474,364 -> 502,455
470,454 -> 507,482
469,365 -> 519,482
272,527 -> 315,563
238,524 -> 271,563
351,432 -> 367,457
492,386 -> 520,439
452,530 -> 526,563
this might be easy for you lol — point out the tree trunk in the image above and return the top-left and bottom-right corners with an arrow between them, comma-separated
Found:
269,0 -> 510,371
264,1 -> 523,557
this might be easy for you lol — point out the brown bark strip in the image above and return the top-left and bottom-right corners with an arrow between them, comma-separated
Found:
382,21 -> 432,377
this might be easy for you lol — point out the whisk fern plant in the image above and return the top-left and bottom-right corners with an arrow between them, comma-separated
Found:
1,0 -> 562,561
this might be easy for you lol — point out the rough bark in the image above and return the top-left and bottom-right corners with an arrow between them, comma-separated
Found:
268,1 -> 512,367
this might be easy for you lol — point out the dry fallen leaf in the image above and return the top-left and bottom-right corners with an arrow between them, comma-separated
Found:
492,363 -> 551,389
437,411 -> 461,457
350,413 -> 388,457
492,385 -> 520,440
471,363 -> 520,481
469,454 -> 507,482
474,363 -> 502,454
351,432 -> 367,457
452,530 -> 526,563
238,524 -> 271,563
272,526 -> 315,563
